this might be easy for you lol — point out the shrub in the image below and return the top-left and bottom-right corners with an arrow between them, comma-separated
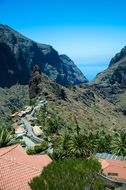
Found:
40,141 -> 48,150
29,158 -> 105,190
0,126 -> 17,147
27,141 -> 48,155
26,147 -> 36,155
44,115 -> 66,135
34,141 -> 48,153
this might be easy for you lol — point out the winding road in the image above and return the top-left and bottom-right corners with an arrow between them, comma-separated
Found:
21,117 -> 42,144
19,100 -> 53,153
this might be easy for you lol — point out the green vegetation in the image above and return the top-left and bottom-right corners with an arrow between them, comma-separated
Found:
29,99 -> 36,106
35,105 -> 47,126
29,117 -> 125,190
27,140 -> 48,155
44,115 -> 66,135
34,104 -> 126,158
29,158 -> 105,190
111,130 -> 126,156
0,85 -> 29,117
0,126 -> 17,148
0,119 -> 26,148
35,105 -> 67,136
0,97 -> 124,190
52,129 -> 126,160
0,117 -> 13,131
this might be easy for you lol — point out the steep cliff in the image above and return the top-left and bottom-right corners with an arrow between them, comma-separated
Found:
0,24 -> 88,87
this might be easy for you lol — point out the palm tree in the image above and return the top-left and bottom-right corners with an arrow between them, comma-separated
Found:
85,130 -> 97,155
95,130 -> 112,153
67,133 -> 91,158
111,129 -> 126,156
0,126 -> 16,148
53,130 -> 97,159
53,133 -> 71,160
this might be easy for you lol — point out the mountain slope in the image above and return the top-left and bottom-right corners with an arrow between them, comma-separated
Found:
91,46 -> 126,114
0,85 -> 29,117
1,67 -> 125,131
0,24 -> 88,87
91,46 -> 126,87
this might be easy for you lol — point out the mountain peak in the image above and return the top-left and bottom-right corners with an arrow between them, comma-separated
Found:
0,25 -> 88,87
109,46 -> 126,67
90,46 -> 126,107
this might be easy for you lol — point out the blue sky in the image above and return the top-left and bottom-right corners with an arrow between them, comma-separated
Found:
0,0 -> 126,80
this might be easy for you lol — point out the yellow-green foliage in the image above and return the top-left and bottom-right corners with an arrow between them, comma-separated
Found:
27,141 -> 48,155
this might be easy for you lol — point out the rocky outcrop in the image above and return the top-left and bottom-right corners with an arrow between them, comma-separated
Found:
102,46 -> 126,88
90,46 -> 126,116
109,46 -> 126,67
0,24 -> 88,87
29,65 -> 42,99
29,65 -> 67,100
58,54 -> 88,85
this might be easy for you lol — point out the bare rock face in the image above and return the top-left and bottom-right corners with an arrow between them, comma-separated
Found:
109,46 -> 126,67
29,65 -> 68,100
0,24 -> 88,87
90,46 -> 126,115
92,47 -> 126,88
29,65 -> 42,99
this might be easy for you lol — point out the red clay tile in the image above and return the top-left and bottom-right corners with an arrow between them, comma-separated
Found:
0,144 -> 52,190
98,158 -> 126,181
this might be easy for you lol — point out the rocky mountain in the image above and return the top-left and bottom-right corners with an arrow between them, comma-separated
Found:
0,85 -> 29,117
92,46 -> 126,88
0,24 -> 126,130
0,24 -> 88,87
0,63 -> 126,131
28,66 -> 126,129
91,46 -> 126,114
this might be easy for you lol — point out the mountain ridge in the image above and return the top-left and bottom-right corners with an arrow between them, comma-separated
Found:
0,24 -> 126,130
90,46 -> 126,115
0,24 -> 88,87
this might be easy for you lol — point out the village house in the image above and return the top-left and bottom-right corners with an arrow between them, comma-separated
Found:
32,126 -> 43,137
14,125 -> 26,138
10,112 -> 19,122
0,144 -> 52,190
10,106 -> 33,121
96,153 -> 126,189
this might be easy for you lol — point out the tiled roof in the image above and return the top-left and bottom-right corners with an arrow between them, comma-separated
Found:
99,159 -> 109,169
0,144 -> 19,156
32,126 -> 42,136
99,158 -> 126,182
0,144 -> 52,190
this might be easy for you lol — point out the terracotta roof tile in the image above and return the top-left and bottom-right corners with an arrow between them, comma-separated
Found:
0,144 -> 52,190
0,144 -> 18,156
99,158 -> 126,181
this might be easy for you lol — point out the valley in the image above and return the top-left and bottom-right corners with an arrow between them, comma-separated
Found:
0,24 -> 126,190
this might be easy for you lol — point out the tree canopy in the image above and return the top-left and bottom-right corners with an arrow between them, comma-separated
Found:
29,158 -> 105,190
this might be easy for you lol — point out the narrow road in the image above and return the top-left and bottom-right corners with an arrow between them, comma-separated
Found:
19,100 -> 53,153
23,136 -> 35,147
21,117 -> 42,144
21,116 -> 53,152
21,117 -> 34,136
